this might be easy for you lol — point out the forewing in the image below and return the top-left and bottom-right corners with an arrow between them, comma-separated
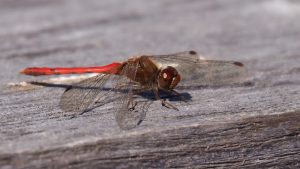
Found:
149,51 -> 248,87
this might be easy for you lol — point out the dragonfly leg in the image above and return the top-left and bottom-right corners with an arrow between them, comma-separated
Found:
129,101 -> 137,110
161,99 -> 179,111
153,87 -> 179,111
126,93 -> 137,111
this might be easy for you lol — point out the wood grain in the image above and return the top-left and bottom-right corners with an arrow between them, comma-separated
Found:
0,0 -> 299,168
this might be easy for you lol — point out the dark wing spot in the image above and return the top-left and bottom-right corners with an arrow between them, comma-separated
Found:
233,62 -> 244,67
189,50 -> 197,55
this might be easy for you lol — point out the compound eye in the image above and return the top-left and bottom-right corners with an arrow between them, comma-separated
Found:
158,66 -> 181,89
162,70 -> 172,81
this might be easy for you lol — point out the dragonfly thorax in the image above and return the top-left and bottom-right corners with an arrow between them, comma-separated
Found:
121,56 -> 159,87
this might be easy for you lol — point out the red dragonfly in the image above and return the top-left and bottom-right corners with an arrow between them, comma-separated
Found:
21,51 -> 247,129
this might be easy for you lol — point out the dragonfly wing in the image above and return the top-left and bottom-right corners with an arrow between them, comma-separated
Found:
59,74 -> 116,113
150,51 -> 200,64
115,87 -> 151,130
113,62 -> 152,130
149,51 -> 248,87
180,60 -> 248,87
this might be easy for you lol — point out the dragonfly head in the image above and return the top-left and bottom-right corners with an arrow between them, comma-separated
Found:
158,66 -> 181,90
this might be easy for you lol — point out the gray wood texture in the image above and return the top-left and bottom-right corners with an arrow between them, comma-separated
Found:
0,0 -> 300,168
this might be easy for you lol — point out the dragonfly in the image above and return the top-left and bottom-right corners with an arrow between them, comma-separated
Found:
21,51 -> 248,129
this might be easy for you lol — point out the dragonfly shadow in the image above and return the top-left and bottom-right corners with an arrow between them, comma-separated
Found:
29,81 -> 193,104
29,81 -> 119,93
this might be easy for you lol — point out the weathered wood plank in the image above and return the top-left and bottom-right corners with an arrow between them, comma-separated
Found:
0,0 -> 300,168
1,111 -> 299,168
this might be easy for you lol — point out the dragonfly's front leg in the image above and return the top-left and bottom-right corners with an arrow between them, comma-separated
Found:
153,86 -> 179,111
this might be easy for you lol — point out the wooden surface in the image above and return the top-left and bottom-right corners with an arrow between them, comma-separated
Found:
0,0 -> 300,168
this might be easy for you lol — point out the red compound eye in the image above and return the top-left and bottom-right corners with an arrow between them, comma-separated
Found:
158,66 -> 181,89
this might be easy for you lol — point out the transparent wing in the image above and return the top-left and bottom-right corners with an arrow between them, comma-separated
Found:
59,74 -> 117,113
114,86 -> 151,130
114,62 -> 152,130
149,51 -> 248,87
58,62 -> 151,130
